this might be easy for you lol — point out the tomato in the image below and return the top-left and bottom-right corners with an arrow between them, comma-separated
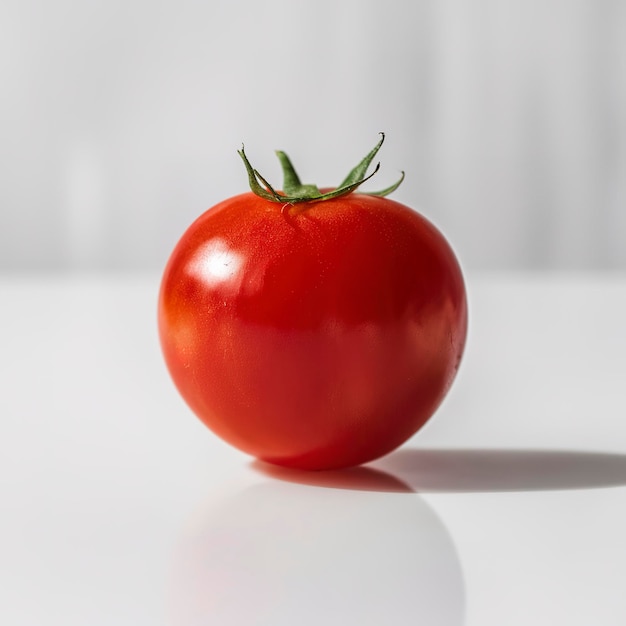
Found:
158,135 -> 467,470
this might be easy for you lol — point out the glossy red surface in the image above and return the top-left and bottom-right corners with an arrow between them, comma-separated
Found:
158,191 -> 467,470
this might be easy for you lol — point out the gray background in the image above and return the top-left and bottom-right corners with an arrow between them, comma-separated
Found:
2,0 -> 625,272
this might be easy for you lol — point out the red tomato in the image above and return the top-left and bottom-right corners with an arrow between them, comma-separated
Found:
158,137 -> 467,470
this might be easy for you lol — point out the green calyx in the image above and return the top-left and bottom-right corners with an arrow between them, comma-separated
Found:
237,133 -> 405,205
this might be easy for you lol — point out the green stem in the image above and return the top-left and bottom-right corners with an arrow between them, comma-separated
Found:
237,133 -> 404,206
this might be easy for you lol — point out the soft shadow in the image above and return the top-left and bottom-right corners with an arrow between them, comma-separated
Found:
250,459 -> 414,492
251,449 -> 626,494
373,448 -> 626,493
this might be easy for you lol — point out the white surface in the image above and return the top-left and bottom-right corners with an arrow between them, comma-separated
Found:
1,272 -> 626,625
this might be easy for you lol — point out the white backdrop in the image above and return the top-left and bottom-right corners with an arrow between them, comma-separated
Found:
1,0 -> 625,271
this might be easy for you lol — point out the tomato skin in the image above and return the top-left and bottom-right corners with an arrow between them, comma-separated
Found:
158,191 -> 467,470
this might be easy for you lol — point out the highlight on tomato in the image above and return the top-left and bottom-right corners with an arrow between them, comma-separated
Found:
158,134 -> 468,470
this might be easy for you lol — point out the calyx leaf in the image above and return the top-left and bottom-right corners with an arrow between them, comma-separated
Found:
237,133 -> 404,205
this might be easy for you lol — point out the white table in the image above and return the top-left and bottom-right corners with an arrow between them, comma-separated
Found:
1,272 -> 625,625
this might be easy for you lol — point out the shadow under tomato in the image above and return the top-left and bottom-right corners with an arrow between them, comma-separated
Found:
372,447 -> 626,493
252,448 -> 626,494
250,459 -> 414,492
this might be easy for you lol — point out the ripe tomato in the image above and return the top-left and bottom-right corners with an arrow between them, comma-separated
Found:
158,136 -> 467,470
